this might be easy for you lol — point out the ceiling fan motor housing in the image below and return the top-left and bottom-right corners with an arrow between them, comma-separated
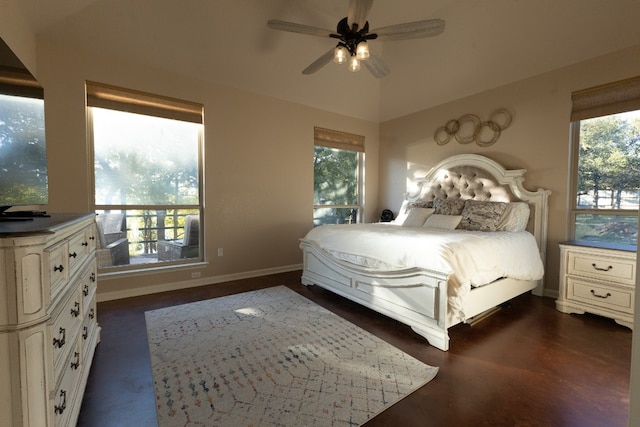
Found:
331,17 -> 377,56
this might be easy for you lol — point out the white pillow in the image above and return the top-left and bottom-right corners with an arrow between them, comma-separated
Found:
394,200 -> 433,224
401,208 -> 435,227
423,214 -> 462,230
393,200 -> 411,224
496,202 -> 530,232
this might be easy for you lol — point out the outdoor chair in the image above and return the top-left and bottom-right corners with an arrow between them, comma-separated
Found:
96,213 -> 130,268
157,215 -> 200,261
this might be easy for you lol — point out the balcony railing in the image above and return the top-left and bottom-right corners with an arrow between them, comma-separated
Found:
97,209 -> 200,268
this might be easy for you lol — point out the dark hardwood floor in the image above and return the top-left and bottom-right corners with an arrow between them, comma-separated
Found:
77,271 -> 632,427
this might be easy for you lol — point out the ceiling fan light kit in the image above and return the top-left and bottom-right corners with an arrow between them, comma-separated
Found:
267,0 -> 445,78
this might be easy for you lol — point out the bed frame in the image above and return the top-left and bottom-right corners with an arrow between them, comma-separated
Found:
300,154 -> 551,351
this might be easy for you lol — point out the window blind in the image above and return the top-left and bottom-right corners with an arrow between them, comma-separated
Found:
0,66 -> 43,99
314,126 -> 365,153
571,75 -> 640,122
86,81 -> 203,124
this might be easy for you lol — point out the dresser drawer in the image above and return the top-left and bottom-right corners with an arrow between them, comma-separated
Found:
567,277 -> 634,314
82,297 -> 98,358
45,240 -> 69,300
68,231 -> 89,275
567,251 -> 635,285
53,338 -> 83,427
51,285 -> 83,379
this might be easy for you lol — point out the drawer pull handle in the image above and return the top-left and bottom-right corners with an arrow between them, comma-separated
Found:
89,308 -> 95,319
590,289 -> 612,299
54,264 -> 64,273
83,284 -> 89,296
54,390 -> 67,414
89,236 -> 95,241
90,272 -> 96,282
71,302 -> 80,317
69,252 -> 77,259
82,241 -> 89,247
53,327 -> 66,348
83,326 -> 88,340
70,352 -> 80,370
591,263 -> 613,272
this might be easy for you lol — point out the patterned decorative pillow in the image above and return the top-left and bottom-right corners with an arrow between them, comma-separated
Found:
401,208 -> 435,227
433,198 -> 466,216
496,202 -> 530,232
459,200 -> 507,231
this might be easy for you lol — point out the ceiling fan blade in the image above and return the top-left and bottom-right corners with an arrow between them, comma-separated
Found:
267,20 -> 335,38
363,52 -> 390,78
347,0 -> 374,30
302,48 -> 335,75
372,19 -> 445,41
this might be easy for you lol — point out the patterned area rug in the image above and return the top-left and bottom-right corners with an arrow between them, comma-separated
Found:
145,286 -> 438,427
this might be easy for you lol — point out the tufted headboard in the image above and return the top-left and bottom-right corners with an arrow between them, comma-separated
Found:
406,154 -> 551,292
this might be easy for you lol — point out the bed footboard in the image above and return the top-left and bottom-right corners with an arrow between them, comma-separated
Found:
300,239 -> 454,351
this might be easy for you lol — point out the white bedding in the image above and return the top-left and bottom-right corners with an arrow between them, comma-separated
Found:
303,223 -> 544,319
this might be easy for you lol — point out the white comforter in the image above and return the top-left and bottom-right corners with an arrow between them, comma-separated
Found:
303,223 -> 544,316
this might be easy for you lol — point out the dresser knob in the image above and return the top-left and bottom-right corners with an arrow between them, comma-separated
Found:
591,263 -> 613,272
590,289 -> 612,299
53,327 -> 66,349
70,352 -> 80,370
70,302 -> 80,317
54,265 -> 64,273
54,390 -> 67,415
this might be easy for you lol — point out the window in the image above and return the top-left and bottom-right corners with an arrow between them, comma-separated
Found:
313,127 -> 364,226
569,76 -> 640,246
0,68 -> 47,208
87,82 -> 204,269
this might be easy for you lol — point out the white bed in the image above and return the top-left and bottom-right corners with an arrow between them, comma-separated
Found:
300,154 -> 551,351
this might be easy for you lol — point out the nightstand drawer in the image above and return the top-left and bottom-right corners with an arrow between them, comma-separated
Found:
567,252 -> 635,285
567,277 -> 634,314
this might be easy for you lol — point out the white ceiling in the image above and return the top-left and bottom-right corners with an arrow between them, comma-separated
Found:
10,0 -> 640,122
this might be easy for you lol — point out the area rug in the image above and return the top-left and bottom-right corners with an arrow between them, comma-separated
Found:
145,286 -> 438,427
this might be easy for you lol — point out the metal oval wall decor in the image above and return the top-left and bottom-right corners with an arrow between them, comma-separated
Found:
434,108 -> 512,147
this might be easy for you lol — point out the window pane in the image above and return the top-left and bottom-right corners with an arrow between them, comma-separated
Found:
313,207 -> 358,226
93,108 -> 200,206
0,94 -> 47,204
574,213 -> 638,246
96,208 -> 200,268
576,111 -> 640,210
314,146 -> 358,206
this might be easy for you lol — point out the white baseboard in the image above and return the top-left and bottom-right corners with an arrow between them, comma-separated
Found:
543,288 -> 559,300
96,264 -> 303,302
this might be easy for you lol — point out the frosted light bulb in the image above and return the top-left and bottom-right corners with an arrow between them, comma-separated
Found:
356,42 -> 370,60
333,46 -> 348,64
348,56 -> 360,72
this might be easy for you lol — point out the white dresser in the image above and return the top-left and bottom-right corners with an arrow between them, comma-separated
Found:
556,241 -> 636,329
0,213 -> 100,427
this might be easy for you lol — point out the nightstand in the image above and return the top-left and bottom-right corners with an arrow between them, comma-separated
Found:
556,241 -> 635,329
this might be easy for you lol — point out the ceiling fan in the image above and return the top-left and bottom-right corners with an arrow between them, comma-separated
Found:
266,0 -> 445,78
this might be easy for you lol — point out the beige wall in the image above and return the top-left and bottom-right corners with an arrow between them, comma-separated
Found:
29,39 -> 378,299
379,44 -> 640,296
0,1 -> 37,75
